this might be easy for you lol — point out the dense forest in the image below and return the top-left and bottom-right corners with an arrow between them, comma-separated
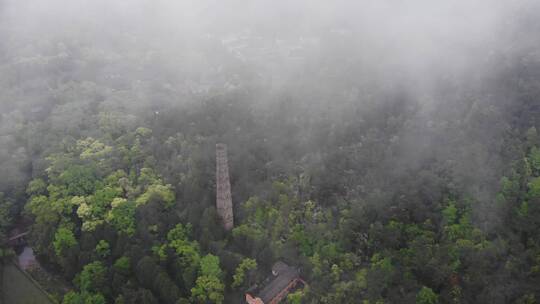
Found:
1,1 -> 540,303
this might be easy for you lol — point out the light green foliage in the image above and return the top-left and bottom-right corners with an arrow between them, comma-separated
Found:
90,186 -> 121,208
77,137 -> 113,160
190,254 -> 224,303
136,183 -> 175,207
165,223 -> 201,287
80,217 -> 103,232
445,216 -> 473,241
62,291 -> 82,304
114,256 -> 131,275
106,198 -> 136,235
232,224 -> 265,242
442,202 -> 458,224
232,258 -> 257,288
77,186 -> 121,232
70,196 -> 85,206
26,178 -> 47,196
138,167 -> 159,186
78,261 -> 107,293
95,240 -> 110,258
105,170 -> 128,189
25,195 -> 48,217
76,202 -> 91,219
167,223 -> 191,243
173,238 -> 200,267
110,197 -> 127,208
85,293 -> 105,304
190,275 -> 224,304
442,202 -> 473,242
53,227 -> 77,256
200,254 -> 223,278
416,286 -> 438,304
24,130 -> 173,296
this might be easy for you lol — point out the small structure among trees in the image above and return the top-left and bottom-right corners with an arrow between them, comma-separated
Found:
245,262 -> 306,304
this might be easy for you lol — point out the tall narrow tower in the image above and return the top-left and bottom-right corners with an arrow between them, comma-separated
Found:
216,143 -> 234,230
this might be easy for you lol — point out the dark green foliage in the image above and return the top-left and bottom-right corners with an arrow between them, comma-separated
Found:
1,3 -> 540,303
136,256 -> 181,304
60,165 -> 98,196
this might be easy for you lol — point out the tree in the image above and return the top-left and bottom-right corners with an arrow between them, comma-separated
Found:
59,165 -> 98,196
232,258 -> 257,289
62,291 -> 82,304
114,256 -> 131,275
26,178 -> 47,196
95,240 -> 110,258
77,137 -> 113,161
136,183 -> 175,208
528,177 -> 540,198
416,286 -> 438,304
200,254 -> 223,278
78,261 -> 107,293
53,227 -> 77,257
164,224 -> 201,287
191,275 -> 224,304
190,254 -> 224,304
62,291 -> 106,304
106,198 -> 136,235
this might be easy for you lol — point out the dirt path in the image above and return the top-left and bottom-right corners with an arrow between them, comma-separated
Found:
18,246 -> 37,270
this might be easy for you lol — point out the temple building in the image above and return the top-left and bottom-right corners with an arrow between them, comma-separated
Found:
245,262 -> 306,304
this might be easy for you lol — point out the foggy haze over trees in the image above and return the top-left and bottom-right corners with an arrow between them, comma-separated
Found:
0,0 -> 539,303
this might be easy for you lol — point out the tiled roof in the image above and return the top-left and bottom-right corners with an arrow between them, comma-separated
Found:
257,263 -> 299,303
